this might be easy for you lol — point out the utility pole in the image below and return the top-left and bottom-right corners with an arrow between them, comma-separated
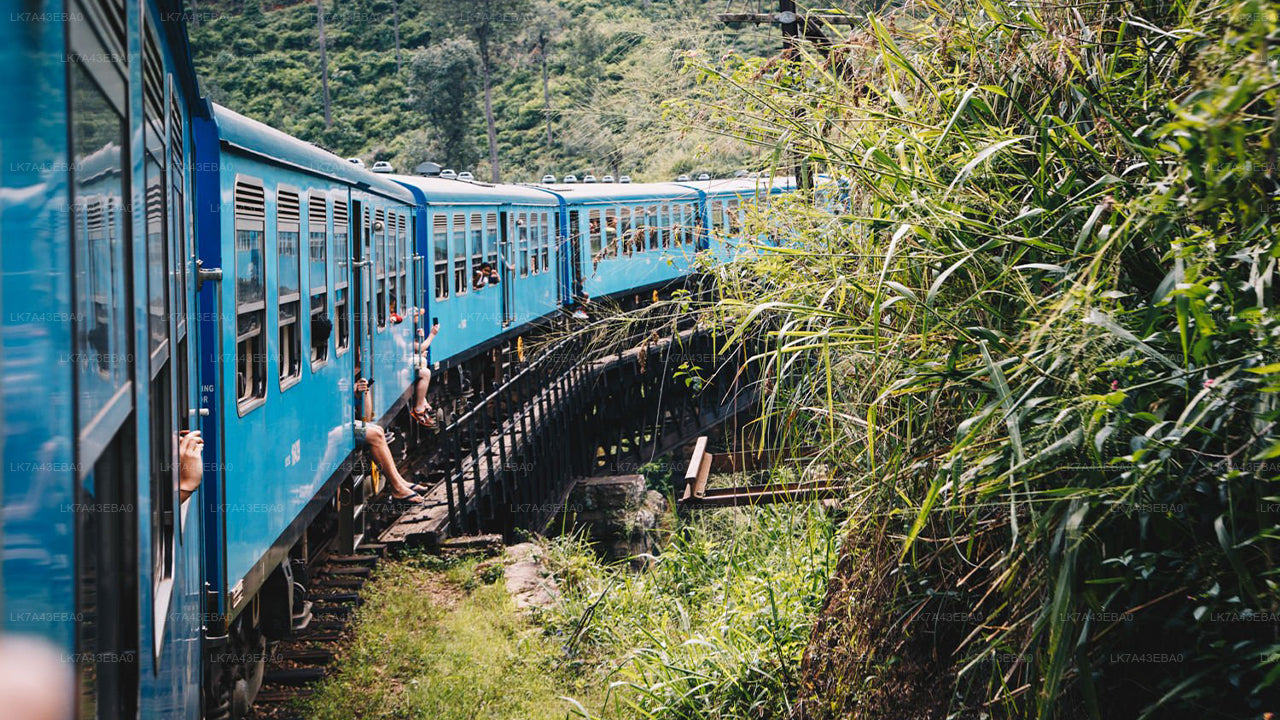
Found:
540,31 -> 552,151
716,1 -> 851,190
317,0 -> 332,127
393,0 -> 402,72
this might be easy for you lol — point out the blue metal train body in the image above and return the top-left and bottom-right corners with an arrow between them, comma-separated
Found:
0,7 -> 791,717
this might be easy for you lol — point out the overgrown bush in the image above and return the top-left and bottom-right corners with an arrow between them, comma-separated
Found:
674,1 -> 1280,717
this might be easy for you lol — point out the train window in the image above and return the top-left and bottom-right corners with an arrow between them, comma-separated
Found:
587,209 -> 602,259
308,191 -> 329,367
277,187 -> 302,387
433,214 -> 449,300
397,214 -> 407,316
145,156 -> 169,368
676,204 -> 688,246
728,199 -> 742,233
485,212 -> 499,267
375,208 -> 387,329
388,211 -> 399,319
69,57 -> 130,451
518,213 -> 529,277
333,198 -> 350,354
470,212 -> 484,279
541,212 -> 551,270
235,177 -> 267,410
452,213 -> 468,295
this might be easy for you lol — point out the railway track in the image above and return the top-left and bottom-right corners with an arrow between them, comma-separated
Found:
248,545 -> 384,719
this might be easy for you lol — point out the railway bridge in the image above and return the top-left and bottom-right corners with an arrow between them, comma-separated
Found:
342,314 -> 764,553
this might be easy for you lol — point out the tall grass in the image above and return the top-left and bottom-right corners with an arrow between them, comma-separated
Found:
664,0 -> 1280,717
541,504 -> 839,720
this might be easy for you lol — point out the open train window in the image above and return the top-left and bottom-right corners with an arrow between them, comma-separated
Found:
375,208 -> 387,329
517,212 -> 529,277
333,198 -> 350,354
588,208 -> 602,260
433,214 -> 449,300
541,212 -> 551,270
387,211 -> 399,319
397,214 -> 407,316
235,177 -> 267,411
452,213 -> 468,295
277,186 -> 302,387
727,199 -> 742,234
485,212 -> 499,267
470,212 -> 484,280
308,191 -> 329,367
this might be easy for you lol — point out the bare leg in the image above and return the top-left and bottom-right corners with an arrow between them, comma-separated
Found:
413,366 -> 432,414
364,424 -> 419,500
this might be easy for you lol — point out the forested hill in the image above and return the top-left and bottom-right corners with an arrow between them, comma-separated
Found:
188,0 -> 774,182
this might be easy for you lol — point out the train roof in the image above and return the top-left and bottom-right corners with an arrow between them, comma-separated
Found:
677,176 -> 796,196
388,175 -> 559,206
212,104 -> 415,204
532,182 -> 702,204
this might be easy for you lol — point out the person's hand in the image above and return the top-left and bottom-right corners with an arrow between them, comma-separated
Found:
355,378 -> 368,393
429,325 -> 439,337
417,327 -> 425,339
178,431 -> 204,501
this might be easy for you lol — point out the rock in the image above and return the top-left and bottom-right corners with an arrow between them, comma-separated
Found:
503,543 -> 559,610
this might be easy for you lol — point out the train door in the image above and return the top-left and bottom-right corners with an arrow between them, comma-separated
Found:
67,2 -> 140,713
498,210 -> 513,326
568,210 -> 584,302
350,200 -> 370,411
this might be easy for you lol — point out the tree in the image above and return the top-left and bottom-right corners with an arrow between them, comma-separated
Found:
428,0 -> 531,183
408,38 -> 482,171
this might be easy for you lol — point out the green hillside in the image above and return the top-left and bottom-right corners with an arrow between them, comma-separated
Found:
189,0 -> 774,181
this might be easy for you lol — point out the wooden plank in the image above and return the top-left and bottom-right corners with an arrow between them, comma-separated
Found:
681,436 -> 709,502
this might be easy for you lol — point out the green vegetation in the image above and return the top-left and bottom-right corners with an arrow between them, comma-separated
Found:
304,504 -> 836,719
662,0 -> 1280,717
541,504 -> 838,719
305,556 -> 596,720
189,0 -> 772,180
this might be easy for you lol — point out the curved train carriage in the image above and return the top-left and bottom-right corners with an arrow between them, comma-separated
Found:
0,6 -> 792,718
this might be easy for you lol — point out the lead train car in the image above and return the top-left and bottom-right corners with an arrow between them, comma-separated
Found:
1,0 -> 209,718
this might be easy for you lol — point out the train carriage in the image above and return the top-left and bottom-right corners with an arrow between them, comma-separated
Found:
191,104 -> 422,716
389,176 -> 560,365
544,183 -> 705,304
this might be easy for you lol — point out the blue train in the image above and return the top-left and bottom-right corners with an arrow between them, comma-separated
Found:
0,5 -> 792,718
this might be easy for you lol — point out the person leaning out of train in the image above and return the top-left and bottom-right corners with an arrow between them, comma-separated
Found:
473,262 -> 500,291
410,323 -> 439,430
353,367 -> 427,507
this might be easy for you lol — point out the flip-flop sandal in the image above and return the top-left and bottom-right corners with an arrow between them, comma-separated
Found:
389,494 -> 425,511
410,408 -> 437,429
408,483 -> 431,495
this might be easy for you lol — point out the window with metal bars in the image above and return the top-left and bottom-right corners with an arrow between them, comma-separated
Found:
433,214 -> 449,300
452,213 -> 468,295
333,197 -> 349,354
235,177 -> 267,409
308,191 -> 329,366
277,186 -> 302,386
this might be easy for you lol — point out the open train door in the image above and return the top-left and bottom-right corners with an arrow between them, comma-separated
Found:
568,209 -> 583,302
350,200 -> 373,407
499,210 -> 514,326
